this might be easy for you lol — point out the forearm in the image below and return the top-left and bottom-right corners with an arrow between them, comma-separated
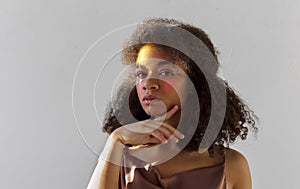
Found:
87,135 -> 125,189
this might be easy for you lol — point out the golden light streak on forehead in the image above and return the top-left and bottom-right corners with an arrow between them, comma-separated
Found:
136,44 -> 164,66
136,45 -> 152,65
136,44 -> 187,72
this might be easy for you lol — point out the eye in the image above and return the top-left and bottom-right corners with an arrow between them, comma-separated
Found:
135,71 -> 147,79
159,70 -> 174,77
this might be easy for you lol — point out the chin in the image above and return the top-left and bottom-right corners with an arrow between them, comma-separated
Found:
148,109 -> 166,117
142,105 -> 168,117
141,100 -> 168,117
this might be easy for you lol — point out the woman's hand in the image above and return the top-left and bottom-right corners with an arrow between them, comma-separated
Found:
111,105 -> 184,146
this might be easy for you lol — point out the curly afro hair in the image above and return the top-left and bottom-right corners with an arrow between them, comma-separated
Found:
102,18 -> 258,157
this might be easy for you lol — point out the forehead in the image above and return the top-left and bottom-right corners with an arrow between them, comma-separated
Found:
136,45 -> 186,70
137,45 -> 172,62
136,59 -> 176,70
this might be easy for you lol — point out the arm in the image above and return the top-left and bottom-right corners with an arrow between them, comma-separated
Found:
87,135 -> 124,189
225,148 -> 252,189
87,105 -> 183,189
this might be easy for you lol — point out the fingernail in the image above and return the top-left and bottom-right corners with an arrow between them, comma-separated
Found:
164,140 -> 168,144
174,138 -> 179,143
179,134 -> 185,139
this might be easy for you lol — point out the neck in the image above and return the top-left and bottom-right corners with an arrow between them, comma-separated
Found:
165,109 -> 181,128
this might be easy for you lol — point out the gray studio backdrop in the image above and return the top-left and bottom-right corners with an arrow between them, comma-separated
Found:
1,0 -> 300,188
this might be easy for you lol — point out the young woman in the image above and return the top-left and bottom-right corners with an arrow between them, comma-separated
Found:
87,18 -> 258,189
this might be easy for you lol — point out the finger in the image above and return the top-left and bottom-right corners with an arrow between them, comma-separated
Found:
151,130 -> 168,143
153,125 -> 182,143
161,122 -> 185,139
159,129 -> 179,143
164,105 -> 179,120
168,135 -> 179,143
146,136 -> 162,144
146,120 -> 185,140
154,126 -> 176,142
140,122 -> 177,144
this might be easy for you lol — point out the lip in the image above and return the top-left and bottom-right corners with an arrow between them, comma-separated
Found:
142,95 -> 160,104
143,98 -> 160,104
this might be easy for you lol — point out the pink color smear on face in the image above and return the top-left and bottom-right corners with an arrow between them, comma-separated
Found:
137,78 -> 177,95
137,80 -> 143,95
160,80 -> 174,92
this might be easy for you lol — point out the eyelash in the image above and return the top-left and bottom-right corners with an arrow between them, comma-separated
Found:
160,70 -> 174,77
135,70 -> 175,79
135,71 -> 147,79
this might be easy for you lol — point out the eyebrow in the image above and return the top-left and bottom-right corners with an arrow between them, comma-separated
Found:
136,61 -> 175,69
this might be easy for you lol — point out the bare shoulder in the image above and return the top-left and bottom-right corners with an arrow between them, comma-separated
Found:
225,148 -> 252,189
225,148 -> 249,165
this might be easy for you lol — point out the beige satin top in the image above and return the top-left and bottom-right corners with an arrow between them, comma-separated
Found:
119,148 -> 226,189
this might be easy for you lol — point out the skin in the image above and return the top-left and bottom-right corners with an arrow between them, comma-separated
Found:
135,44 -> 189,129
134,45 -> 252,188
87,45 -> 252,189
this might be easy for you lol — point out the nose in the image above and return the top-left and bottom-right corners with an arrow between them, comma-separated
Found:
143,78 -> 159,91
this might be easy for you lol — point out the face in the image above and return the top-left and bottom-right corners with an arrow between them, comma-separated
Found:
135,45 -> 188,117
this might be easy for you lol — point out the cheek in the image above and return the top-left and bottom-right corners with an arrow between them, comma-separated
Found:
138,83 -> 143,94
161,79 -> 187,98
160,81 -> 174,92
160,78 -> 183,95
136,78 -> 183,94
136,82 -> 143,97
